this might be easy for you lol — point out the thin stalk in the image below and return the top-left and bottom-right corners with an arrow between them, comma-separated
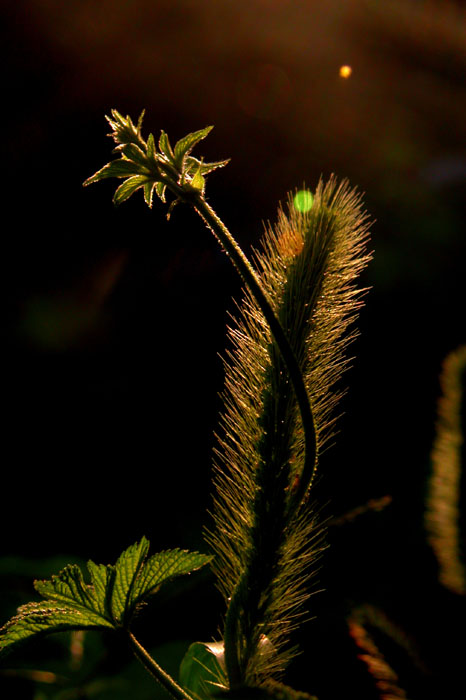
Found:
128,631 -> 193,700
86,112 -> 317,688
222,573 -> 245,687
192,194 -> 317,509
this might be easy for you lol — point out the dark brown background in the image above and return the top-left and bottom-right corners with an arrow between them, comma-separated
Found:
1,1 -> 465,698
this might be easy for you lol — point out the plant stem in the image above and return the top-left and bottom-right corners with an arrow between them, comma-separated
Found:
222,574 -> 245,687
128,631 -> 193,700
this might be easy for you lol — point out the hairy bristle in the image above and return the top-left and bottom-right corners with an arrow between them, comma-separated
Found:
425,345 -> 466,595
206,176 -> 372,685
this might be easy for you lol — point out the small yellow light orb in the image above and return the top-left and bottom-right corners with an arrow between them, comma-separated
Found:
339,65 -> 352,79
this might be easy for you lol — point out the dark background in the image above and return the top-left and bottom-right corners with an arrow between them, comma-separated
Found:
1,1 -> 465,698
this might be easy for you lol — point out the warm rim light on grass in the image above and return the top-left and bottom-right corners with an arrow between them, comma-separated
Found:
425,346 -> 466,595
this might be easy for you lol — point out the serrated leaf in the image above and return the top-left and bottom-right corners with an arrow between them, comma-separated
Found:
1,560 -> 115,656
0,537 -> 212,659
129,550 -> 213,610
173,126 -> 214,168
180,641 -> 226,699
0,601 -> 113,656
111,538 -> 150,625
113,175 -> 152,206
33,565 -> 111,624
159,130 -> 174,160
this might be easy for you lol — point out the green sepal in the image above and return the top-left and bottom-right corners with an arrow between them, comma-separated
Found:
136,109 -> 146,133
190,163 -> 206,194
185,157 -> 231,177
155,181 -> 167,203
159,130 -> 175,161
179,641 -> 226,699
83,159 -> 143,186
173,126 -> 214,169
147,132 -> 157,161
144,181 -> 155,207
115,142 -> 149,168
106,109 -> 146,148
113,175 -> 152,206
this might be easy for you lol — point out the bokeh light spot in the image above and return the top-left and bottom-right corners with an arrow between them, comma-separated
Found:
293,190 -> 314,212
339,65 -> 352,78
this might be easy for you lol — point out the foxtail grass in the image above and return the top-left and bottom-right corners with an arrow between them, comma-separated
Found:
207,177 -> 372,688
425,345 -> 466,595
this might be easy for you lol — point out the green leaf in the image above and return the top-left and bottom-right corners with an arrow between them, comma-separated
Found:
173,126 -> 214,168
87,560 -> 115,618
180,641 -> 226,699
0,601 -> 113,656
136,109 -> 146,133
34,565 -> 104,619
0,537 -> 212,658
106,109 -> 125,133
159,130 -> 174,161
106,110 -> 145,148
113,175 -> 152,206
85,111 -> 229,210
185,157 -> 230,177
115,142 -> 149,168
83,159 -> 143,186
0,563 -> 115,656
147,132 -> 157,161
111,538 -> 150,625
129,549 -> 213,609
144,181 -> 155,208
155,181 -> 167,203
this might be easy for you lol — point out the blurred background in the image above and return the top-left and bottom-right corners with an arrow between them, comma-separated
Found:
1,1 -> 465,698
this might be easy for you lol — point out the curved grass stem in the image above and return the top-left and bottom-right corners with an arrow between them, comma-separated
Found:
190,194 -> 318,686
192,194 -> 317,508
